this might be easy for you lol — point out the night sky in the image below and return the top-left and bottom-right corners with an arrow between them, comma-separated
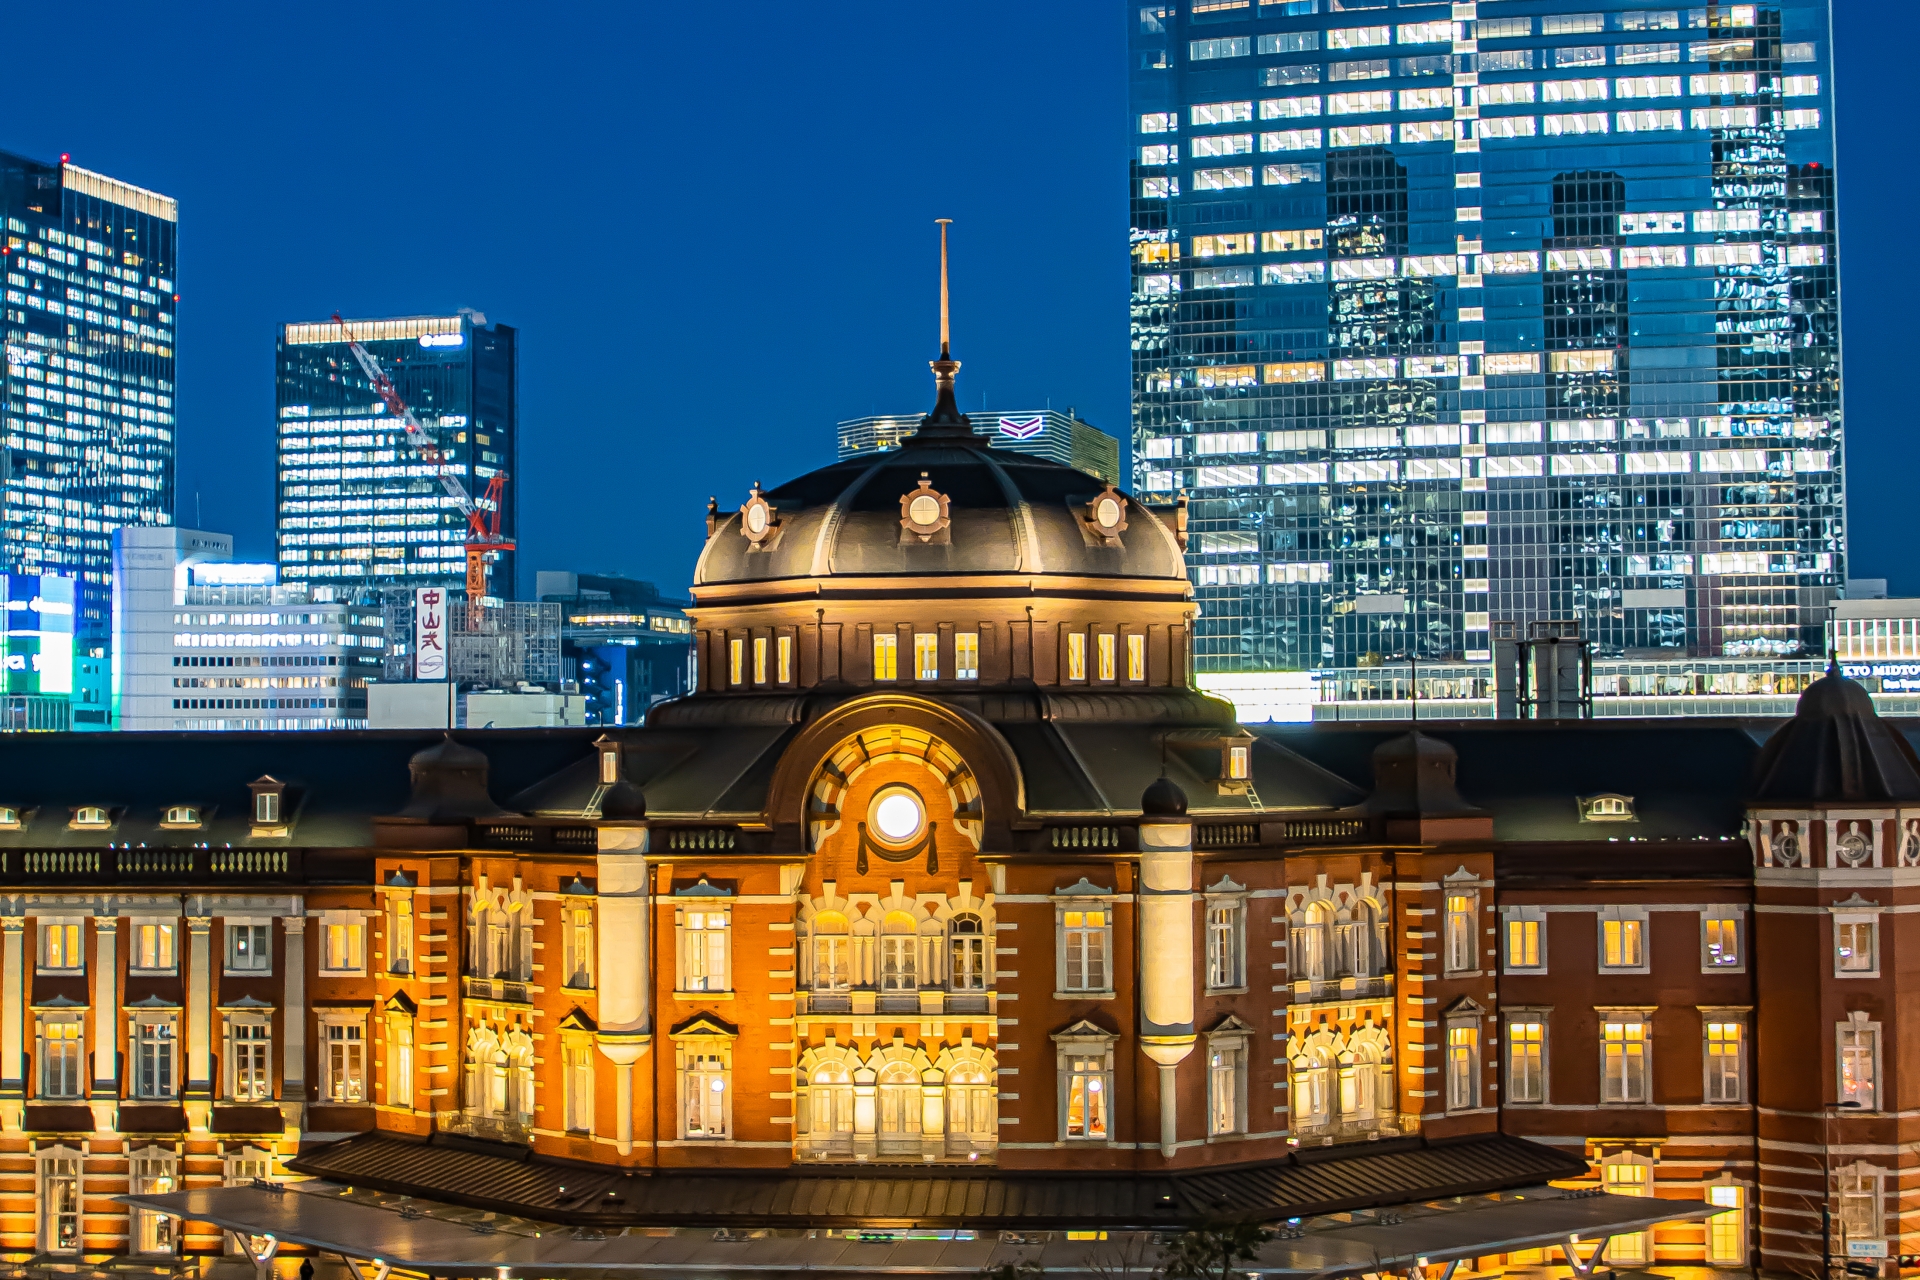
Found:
0,3 -> 1908,599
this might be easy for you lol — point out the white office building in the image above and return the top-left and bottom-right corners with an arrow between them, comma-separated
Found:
112,526 -> 385,731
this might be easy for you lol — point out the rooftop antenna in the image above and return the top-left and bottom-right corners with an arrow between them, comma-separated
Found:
938,217 -> 953,361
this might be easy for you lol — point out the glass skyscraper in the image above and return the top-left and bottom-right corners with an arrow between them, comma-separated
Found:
0,150 -> 178,641
1129,1 -> 1840,671
275,313 -> 517,595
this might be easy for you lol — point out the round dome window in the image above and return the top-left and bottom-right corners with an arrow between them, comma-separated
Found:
909,493 -> 943,526
870,786 -> 926,845
745,503 -> 769,536
1095,496 -> 1123,529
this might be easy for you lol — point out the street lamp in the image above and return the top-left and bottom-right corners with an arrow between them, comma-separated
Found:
1823,1100 -> 1864,1280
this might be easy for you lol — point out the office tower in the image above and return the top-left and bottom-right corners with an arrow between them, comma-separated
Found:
1129,1 -> 1840,671
112,526 -> 384,731
537,570 -> 694,724
275,313 -> 516,595
838,408 -> 1123,484
0,149 -> 178,642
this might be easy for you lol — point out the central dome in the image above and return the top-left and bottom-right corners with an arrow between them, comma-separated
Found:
694,434 -> 1188,591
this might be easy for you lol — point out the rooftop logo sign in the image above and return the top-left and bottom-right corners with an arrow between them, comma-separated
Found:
998,415 -> 1044,440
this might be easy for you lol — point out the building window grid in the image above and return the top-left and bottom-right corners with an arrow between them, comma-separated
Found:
1506,1012 -> 1546,1104
1205,898 -> 1245,990
1601,1013 -> 1650,1104
677,906 -> 730,993
1444,890 -> 1478,973
1704,1015 -> 1745,1104
1060,908 -> 1112,993
1445,1018 -> 1480,1111
230,1019 -> 272,1101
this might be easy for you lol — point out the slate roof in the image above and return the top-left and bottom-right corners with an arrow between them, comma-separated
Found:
287,1130 -> 1589,1229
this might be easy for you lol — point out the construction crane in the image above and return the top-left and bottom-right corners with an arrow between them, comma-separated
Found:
333,313 -> 512,628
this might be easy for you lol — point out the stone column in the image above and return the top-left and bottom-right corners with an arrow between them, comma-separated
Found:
91,911 -> 117,1093
595,825 -> 651,1156
1,913 -> 22,1130
1138,783 -> 1197,1159
185,911 -> 213,1131
281,913 -> 306,1134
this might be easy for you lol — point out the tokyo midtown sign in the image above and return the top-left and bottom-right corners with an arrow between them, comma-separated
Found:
415,587 -> 447,680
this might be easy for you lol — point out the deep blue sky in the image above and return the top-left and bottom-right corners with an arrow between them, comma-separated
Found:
0,3 -> 1910,597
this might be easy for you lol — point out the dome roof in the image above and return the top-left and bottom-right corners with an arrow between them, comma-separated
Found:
693,432 -> 1187,590
1749,665 -> 1920,805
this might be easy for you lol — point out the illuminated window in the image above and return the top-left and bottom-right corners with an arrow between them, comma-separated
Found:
228,1015 -> 271,1101
388,892 -> 414,976
1506,1013 -> 1545,1103
810,912 -> 851,992
1600,909 -> 1647,970
322,920 -> 365,973
776,635 -> 793,683
1445,891 -> 1478,973
226,923 -> 270,974
1064,1053 -> 1111,1139
677,906 -> 730,993
1839,1166 -> 1882,1243
39,1152 -> 81,1253
386,1013 -> 413,1108
39,1015 -> 82,1098
133,1016 -> 178,1099
132,923 -> 175,972
1506,912 -> 1544,970
1704,1016 -> 1744,1103
1839,1017 -> 1878,1109
1061,909 -> 1111,992
1127,633 -> 1145,681
1096,633 -> 1115,681
682,1051 -> 730,1139
322,1020 -> 364,1102
1205,899 -> 1244,989
1226,744 -> 1251,780
1602,1157 -> 1652,1263
1702,910 -> 1740,969
1066,632 -> 1087,681
1446,1018 -> 1480,1111
955,632 -> 979,680
950,913 -> 988,991
563,905 -> 594,988
130,1150 -> 177,1254
872,633 -> 897,681
1601,1014 -> 1650,1103
41,922 -> 82,972
915,632 -> 939,680
752,636 -> 768,684
564,1038 -> 593,1132
1706,1183 -> 1747,1266
728,638 -> 744,686
1207,1038 -> 1245,1135
1836,917 -> 1877,975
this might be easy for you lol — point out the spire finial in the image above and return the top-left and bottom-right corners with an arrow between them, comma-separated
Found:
937,217 -> 953,360
909,218 -> 972,440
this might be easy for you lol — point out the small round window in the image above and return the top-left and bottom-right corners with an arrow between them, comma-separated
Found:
908,493 -> 942,526
869,786 -> 926,845
745,503 -> 769,535
1095,495 -> 1123,529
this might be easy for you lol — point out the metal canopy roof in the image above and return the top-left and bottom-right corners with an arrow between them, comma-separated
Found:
121,1182 -> 1717,1278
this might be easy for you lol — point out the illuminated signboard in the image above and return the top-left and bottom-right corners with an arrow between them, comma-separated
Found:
2,573 -> 73,696
414,587 -> 448,680
1843,663 -> 1920,693
998,415 -> 1045,440
419,332 -> 465,349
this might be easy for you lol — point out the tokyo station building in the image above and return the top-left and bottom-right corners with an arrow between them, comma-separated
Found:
0,356 -> 1910,1278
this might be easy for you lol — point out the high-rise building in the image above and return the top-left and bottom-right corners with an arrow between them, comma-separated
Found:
537,570 -> 694,724
112,526 -> 385,731
838,408 -> 1122,484
275,312 -> 516,595
0,149 -> 178,642
1129,2 -> 1841,671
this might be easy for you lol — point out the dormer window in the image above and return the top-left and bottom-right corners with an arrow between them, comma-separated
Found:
1579,793 -> 1636,822
255,792 -> 278,824
1226,745 -> 1251,781
0,807 -> 20,829
72,807 -> 109,828
599,743 -> 620,786
248,776 -> 289,832
161,805 -> 201,828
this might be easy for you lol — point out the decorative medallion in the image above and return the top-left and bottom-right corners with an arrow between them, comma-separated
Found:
1083,484 -> 1129,543
740,484 -> 778,546
900,473 -> 952,543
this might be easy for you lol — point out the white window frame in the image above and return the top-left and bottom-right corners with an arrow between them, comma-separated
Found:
1837,1161 -> 1885,1247
129,1146 -> 179,1254
1700,906 -> 1743,972
386,1009 -> 414,1109
1599,1007 -> 1653,1105
318,913 -> 367,975
1503,906 -> 1547,973
1204,881 -> 1248,993
675,898 -> 732,994
1444,1009 -> 1482,1112
1701,1007 -> 1748,1106
1598,906 -> 1650,973
38,919 -> 84,974
562,899 -> 595,989
1504,1007 -> 1549,1105
224,1011 -> 274,1102
1702,1177 -> 1749,1267
955,631 -> 979,680
1832,908 -> 1880,979
1053,884 -> 1117,998
1205,1024 -> 1250,1138
1053,1024 -> 1117,1143
37,1145 -> 84,1254
224,920 -> 272,976
386,890 -> 414,976
129,921 -> 178,975
1600,1152 -> 1655,1264
948,911 -> 991,992
1442,876 -> 1483,976
130,1012 -> 180,1100
563,1034 -> 595,1133
1837,1012 -> 1880,1110
319,1013 -> 367,1103
222,1145 -> 272,1187
673,1029 -> 734,1140
37,1012 -> 85,1100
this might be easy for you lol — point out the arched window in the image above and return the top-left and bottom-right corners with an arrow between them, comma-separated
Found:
1340,1042 -> 1378,1121
877,1061 -> 923,1153
1349,898 -> 1384,978
949,914 -> 986,991
811,913 -> 850,992
804,1062 -> 854,1153
946,1063 -> 997,1152
1290,1044 -> 1333,1129
1297,902 -> 1334,982
501,1030 -> 535,1121
880,912 -> 918,991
